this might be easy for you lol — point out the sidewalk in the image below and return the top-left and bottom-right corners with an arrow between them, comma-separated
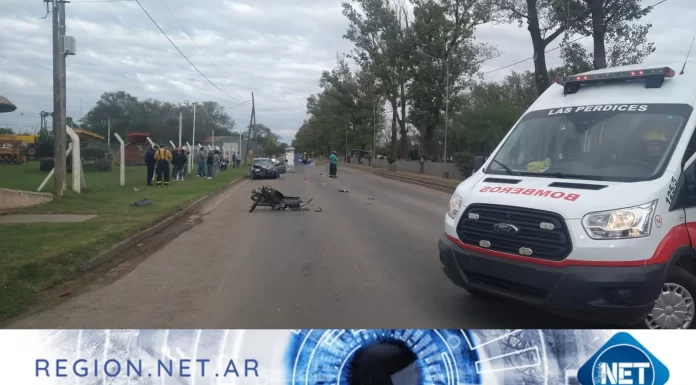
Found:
344,163 -> 461,191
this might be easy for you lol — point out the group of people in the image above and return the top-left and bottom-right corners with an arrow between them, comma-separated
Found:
197,147 -> 222,179
144,145 -> 188,187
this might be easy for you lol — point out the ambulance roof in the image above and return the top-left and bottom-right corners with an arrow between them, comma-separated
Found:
530,62 -> 696,112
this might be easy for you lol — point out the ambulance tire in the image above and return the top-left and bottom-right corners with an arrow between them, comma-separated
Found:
465,288 -> 501,301
639,266 -> 696,329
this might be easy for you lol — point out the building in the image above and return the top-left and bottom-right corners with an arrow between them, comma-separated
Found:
200,135 -> 263,161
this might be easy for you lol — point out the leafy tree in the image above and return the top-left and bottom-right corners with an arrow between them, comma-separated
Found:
0,128 -> 14,135
81,91 -> 236,145
342,0 -> 410,160
409,0 -> 496,160
563,0 -> 655,69
492,0 -> 588,94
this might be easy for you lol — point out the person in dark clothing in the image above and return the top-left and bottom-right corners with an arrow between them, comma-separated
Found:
154,146 -> 172,187
206,150 -> 214,179
144,145 -> 157,186
171,148 -> 181,181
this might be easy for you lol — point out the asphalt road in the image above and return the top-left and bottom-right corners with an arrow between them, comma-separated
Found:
8,163 -> 598,329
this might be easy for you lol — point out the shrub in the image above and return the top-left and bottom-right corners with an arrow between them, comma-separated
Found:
387,155 -> 396,164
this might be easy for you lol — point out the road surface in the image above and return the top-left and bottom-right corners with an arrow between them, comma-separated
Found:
8,163 -> 598,329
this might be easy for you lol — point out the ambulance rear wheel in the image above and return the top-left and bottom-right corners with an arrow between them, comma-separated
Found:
643,266 -> 696,329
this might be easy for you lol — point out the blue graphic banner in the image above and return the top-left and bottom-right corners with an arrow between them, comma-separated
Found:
0,329 -> 682,385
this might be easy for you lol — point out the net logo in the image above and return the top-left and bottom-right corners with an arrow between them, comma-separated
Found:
577,332 -> 669,385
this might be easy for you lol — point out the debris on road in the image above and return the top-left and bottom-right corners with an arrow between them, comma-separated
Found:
368,197 -> 375,200
339,189 -> 349,193
250,186 -> 323,213
131,198 -> 153,207
59,291 -> 72,297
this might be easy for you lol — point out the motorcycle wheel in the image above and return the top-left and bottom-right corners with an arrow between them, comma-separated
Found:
249,199 -> 261,212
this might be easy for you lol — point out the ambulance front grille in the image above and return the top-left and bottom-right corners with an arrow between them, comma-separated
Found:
456,204 -> 573,261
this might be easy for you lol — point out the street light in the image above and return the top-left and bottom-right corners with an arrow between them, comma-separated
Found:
415,49 -> 449,163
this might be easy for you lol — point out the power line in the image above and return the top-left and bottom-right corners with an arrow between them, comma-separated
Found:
482,0 -> 670,76
158,0 -> 242,93
133,0 -> 242,101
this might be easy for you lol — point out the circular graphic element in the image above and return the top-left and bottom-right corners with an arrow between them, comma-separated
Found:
286,329 -> 481,385
654,215 -> 663,228
592,344 -> 654,385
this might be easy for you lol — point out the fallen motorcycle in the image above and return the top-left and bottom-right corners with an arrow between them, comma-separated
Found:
250,186 -> 321,212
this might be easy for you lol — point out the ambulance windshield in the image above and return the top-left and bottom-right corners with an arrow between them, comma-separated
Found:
486,104 -> 693,182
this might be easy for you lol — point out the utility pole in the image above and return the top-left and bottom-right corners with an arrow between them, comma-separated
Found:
192,103 -> 196,146
444,59 -> 449,163
345,121 -> 348,163
252,93 -> 257,145
106,115 -> 111,149
245,92 -> 254,163
178,112 -> 182,147
373,100 -> 377,166
52,0 -> 67,196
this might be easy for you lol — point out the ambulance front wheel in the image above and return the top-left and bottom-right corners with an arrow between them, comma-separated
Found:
642,266 -> 696,329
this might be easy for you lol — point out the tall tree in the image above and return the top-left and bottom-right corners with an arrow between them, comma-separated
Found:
409,0 -> 497,160
493,0 -> 587,94
566,0 -> 654,69
342,0 -> 410,160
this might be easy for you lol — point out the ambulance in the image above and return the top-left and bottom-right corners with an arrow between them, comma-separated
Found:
439,64 -> 696,329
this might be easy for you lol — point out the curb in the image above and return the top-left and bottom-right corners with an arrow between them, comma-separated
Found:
344,164 -> 457,193
81,176 -> 247,271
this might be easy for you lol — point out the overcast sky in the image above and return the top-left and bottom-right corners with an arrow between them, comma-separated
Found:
1,0 -> 695,143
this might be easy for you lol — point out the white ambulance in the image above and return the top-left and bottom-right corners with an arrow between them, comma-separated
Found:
439,64 -> 696,329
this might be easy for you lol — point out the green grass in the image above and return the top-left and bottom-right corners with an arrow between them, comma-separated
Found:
0,162 -> 247,320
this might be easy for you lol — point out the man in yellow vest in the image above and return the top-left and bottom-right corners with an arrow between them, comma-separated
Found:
153,145 -> 173,187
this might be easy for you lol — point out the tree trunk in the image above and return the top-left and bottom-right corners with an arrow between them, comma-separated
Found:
526,0 -> 550,94
398,83 -> 408,159
589,0 -> 607,69
424,124 -> 437,161
390,101 -> 398,160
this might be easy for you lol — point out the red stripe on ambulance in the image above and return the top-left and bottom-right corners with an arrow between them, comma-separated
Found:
479,186 -> 580,201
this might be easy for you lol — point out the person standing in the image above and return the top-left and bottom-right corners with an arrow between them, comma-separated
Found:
171,148 -> 181,181
329,150 -> 338,178
144,145 -> 156,186
206,149 -> 214,179
174,148 -> 187,181
232,152 -> 238,168
197,147 -> 206,177
212,149 -> 221,178
154,145 -> 172,187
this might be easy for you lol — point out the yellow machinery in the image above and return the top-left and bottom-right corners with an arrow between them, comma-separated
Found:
0,140 -> 25,164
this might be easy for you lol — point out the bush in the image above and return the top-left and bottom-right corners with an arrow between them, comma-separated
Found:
387,155 -> 396,164
453,151 -> 475,175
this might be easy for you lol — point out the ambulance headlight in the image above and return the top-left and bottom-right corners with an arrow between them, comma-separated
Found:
582,200 -> 657,239
447,192 -> 463,219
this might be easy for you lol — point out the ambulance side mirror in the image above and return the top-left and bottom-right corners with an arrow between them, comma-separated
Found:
473,156 -> 486,173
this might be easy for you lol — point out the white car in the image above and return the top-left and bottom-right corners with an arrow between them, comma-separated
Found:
440,65 -> 696,329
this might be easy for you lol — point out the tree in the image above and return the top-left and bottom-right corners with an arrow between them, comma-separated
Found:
493,0 -> 588,94
342,0 -> 410,160
81,91 -> 236,144
0,128 -> 14,135
409,0 -> 497,160
564,0 -> 654,69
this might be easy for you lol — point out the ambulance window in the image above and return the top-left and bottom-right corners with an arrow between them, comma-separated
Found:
683,161 -> 696,207
682,129 -> 696,167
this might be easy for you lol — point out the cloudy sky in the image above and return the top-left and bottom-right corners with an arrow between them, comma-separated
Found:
1,0 -> 695,143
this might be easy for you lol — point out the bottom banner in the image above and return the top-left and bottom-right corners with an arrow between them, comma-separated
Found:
0,329 -> 682,385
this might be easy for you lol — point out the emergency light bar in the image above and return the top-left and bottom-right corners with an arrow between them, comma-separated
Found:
555,67 -> 676,95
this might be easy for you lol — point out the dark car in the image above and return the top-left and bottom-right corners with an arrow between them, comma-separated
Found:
249,158 -> 286,180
